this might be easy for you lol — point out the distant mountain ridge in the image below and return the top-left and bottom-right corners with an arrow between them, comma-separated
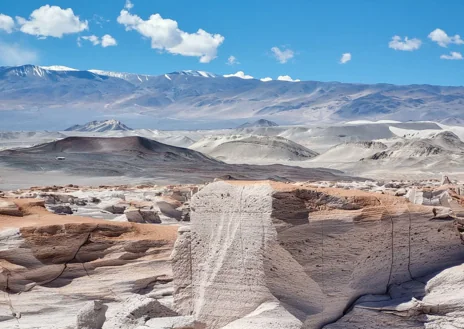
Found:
237,119 -> 279,128
2,64 -> 464,129
65,120 -> 132,132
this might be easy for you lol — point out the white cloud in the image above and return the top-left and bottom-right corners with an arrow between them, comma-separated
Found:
340,52 -> 351,64
102,34 -> 117,47
82,35 -> 100,46
388,36 -> 422,51
227,55 -> 239,65
125,0 -> 134,10
223,71 -> 254,79
440,51 -> 463,60
79,34 -> 117,47
0,42 -> 38,65
117,10 -> 224,63
428,28 -> 464,47
277,75 -> 300,82
16,5 -> 88,38
260,77 -> 272,82
0,14 -> 15,33
271,46 -> 294,63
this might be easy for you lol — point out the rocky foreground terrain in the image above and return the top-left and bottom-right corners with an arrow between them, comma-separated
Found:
0,177 -> 463,328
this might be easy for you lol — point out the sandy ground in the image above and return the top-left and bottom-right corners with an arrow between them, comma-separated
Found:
0,166 -> 157,190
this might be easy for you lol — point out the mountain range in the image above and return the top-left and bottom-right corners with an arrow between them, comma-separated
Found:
65,119 -> 132,132
1,64 -> 464,130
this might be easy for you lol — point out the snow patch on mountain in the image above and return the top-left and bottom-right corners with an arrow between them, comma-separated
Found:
170,70 -> 218,78
40,66 -> 78,71
65,120 -> 133,132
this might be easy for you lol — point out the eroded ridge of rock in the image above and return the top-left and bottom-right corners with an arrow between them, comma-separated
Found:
0,198 -> 178,329
171,181 -> 464,329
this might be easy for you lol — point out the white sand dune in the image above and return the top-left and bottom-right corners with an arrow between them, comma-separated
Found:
311,141 -> 388,163
207,135 -> 319,163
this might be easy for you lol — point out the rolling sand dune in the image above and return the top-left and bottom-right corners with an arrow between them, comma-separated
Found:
208,136 -> 319,163
311,141 -> 388,163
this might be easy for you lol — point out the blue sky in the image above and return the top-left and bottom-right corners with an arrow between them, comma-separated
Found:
1,0 -> 464,85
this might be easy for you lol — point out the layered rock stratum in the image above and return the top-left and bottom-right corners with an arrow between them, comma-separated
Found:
172,181 -> 464,329
1,180 -> 464,328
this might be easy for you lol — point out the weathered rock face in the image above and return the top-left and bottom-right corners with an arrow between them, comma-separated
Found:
171,181 -> 464,329
0,198 -> 178,329
0,199 -> 22,216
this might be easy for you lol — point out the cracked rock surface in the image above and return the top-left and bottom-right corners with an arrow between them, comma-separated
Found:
0,198 -> 178,329
171,181 -> 464,329
1,180 -> 464,329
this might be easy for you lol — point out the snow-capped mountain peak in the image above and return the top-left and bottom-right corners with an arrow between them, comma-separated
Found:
64,119 -> 133,132
40,65 -> 78,71
88,69 -> 151,83
0,65 -> 97,79
169,70 -> 218,78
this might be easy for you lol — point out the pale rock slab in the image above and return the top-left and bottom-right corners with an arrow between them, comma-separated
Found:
0,199 -> 22,216
172,181 -> 464,329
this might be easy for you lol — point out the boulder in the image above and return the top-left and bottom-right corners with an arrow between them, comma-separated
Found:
75,199 -> 88,206
124,207 -> 161,224
0,200 -> 22,216
103,203 -> 128,214
47,205 -> 73,215
102,296 -> 176,329
394,188 -> 407,196
41,194 -> 77,205
432,206 -> 454,219
76,301 -> 107,329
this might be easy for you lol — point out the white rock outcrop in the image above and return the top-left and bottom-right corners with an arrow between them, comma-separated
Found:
171,181 -> 464,329
76,300 -> 107,329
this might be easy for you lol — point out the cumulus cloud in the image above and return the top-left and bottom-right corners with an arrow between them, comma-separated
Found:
81,35 -> 100,45
271,46 -> 294,63
0,14 -> 15,33
102,34 -> 117,47
227,55 -> 239,65
16,5 -> 88,38
277,75 -> 300,82
223,71 -> 254,79
125,0 -> 134,10
440,51 -> 463,60
260,77 -> 272,82
79,34 -> 117,47
340,52 -> 351,64
388,36 -> 422,51
0,42 -> 38,65
117,9 -> 224,63
428,28 -> 464,47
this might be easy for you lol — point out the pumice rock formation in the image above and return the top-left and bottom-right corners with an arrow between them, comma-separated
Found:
1,180 -> 463,328
0,198 -> 179,328
171,181 -> 464,329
